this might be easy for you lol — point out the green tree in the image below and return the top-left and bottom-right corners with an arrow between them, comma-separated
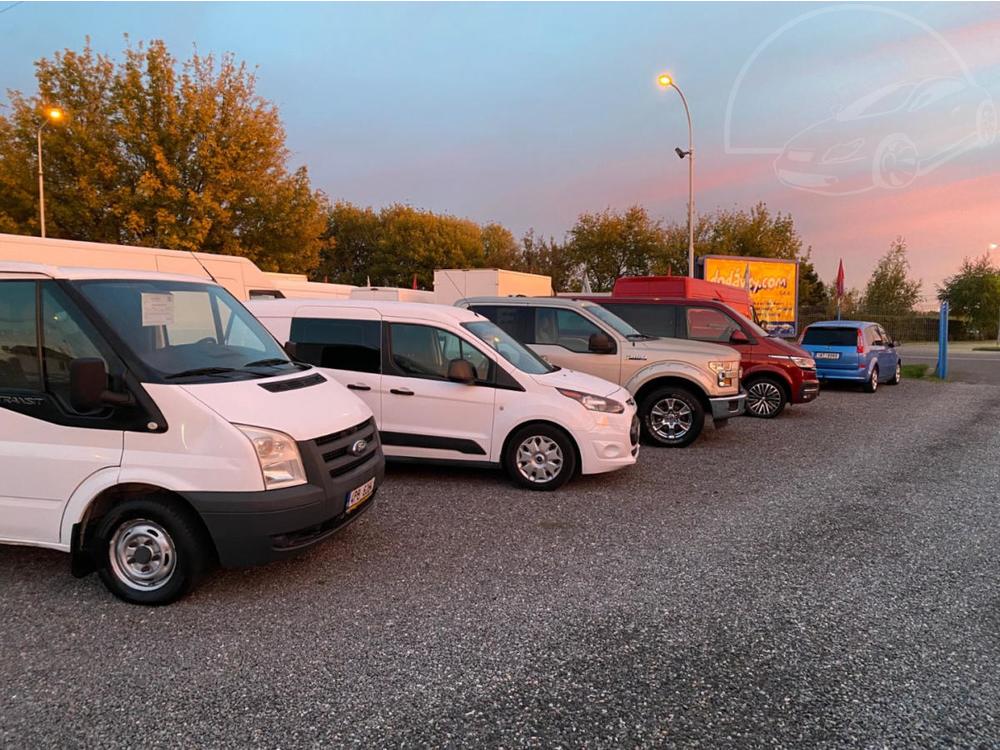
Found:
481,222 -> 521,269
314,201 -> 380,285
520,229 -> 578,292
938,254 -> 1000,339
862,237 -> 922,313
564,206 -> 667,291
0,38 -> 327,272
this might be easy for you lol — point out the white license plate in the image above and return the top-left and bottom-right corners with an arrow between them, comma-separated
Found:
346,477 -> 375,511
815,352 -> 840,360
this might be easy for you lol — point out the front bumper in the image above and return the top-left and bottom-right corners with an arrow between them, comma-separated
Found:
185,421 -> 386,568
798,379 -> 821,402
577,402 -> 640,476
709,392 -> 746,421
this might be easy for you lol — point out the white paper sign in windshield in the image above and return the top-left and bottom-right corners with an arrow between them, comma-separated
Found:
141,292 -> 175,327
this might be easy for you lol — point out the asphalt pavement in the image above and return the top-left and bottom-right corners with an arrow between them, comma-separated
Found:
899,342 -> 1000,385
3,378 -> 1000,747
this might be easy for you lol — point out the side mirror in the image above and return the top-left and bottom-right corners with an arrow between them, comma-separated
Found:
283,341 -> 298,360
729,330 -> 751,345
888,339 -> 898,348
588,332 -> 616,354
447,358 -> 476,384
70,358 -> 133,411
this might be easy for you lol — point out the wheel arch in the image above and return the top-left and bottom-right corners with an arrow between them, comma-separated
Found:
633,376 -> 711,415
743,368 -> 793,402
500,419 -> 582,478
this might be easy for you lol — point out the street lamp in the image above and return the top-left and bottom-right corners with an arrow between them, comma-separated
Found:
657,73 -> 695,278
36,106 -> 64,238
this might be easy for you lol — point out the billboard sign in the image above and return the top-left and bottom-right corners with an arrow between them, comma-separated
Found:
702,256 -> 800,337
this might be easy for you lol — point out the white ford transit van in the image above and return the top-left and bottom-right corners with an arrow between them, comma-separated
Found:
248,300 -> 639,490
0,263 -> 384,605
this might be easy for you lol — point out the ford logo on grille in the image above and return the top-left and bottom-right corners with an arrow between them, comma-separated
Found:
349,439 -> 368,456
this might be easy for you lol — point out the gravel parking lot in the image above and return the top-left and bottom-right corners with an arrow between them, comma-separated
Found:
3,379 -> 1000,747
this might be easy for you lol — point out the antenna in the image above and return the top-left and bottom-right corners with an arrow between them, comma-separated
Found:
189,250 -> 219,284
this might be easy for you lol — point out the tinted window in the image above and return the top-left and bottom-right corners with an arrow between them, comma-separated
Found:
469,305 -> 533,342
290,318 -> 380,374
684,307 -> 740,343
802,327 -> 858,346
41,284 -> 112,408
0,281 -> 41,390
389,323 -> 492,382
602,303 -> 676,338
535,308 -> 602,352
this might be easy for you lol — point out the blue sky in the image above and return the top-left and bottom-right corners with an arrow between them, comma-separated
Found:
3,2 -> 999,298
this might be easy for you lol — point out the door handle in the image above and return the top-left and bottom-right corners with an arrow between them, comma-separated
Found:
347,383 -> 371,391
390,388 -> 414,396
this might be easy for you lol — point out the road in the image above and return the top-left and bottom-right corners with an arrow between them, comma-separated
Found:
899,342 -> 1000,385
3,379 -> 1000,747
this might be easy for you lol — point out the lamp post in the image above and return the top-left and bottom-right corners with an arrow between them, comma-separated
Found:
657,73 -> 695,278
36,106 -> 64,238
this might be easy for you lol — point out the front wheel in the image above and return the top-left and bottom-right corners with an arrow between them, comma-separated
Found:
745,377 -> 788,418
640,386 -> 705,448
887,361 -> 902,385
504,424 -> 577,491
95,498 -> 210,605
864,365 -> 880,393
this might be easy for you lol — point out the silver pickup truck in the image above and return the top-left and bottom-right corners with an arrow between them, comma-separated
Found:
458,297 -> 745,447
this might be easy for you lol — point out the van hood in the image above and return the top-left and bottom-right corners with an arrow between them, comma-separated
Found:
531,367 -> 624,398
763,335 -> 811,357
179,368 -> 372,442
631,336 -> 740,361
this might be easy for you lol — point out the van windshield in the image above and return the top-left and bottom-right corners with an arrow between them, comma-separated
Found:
75,279 -> 301,382
463,320 -> 554,375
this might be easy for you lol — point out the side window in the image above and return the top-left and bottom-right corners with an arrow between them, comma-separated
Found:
535,308 -> 601,353
864,326 -> 878,347
388,323 -> 492,382
0,281 -> 41,391
603,303 -> 676,338
684,307 -> 740,343
289,317 -> 381,374
470,305 -> 533,343
40,284 -> 112,408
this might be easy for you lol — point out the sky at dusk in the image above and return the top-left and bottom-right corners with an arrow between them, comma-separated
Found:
3,1 -> 999,302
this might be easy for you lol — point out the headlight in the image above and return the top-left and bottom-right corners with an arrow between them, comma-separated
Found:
235,425 -> 307,489
769,354 -> 816,370
557,388 -> 625,414
708,360 -> 739,388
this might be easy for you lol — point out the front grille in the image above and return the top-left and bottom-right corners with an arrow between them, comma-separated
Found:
314,417 -> 378,478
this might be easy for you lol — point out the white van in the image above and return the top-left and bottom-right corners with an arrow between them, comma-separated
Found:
248,300 -> 639,490
0,262 -> 384,605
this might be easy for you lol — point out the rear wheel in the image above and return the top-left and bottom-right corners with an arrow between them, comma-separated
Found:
95,498 -> 209,605
887,360 -> 902,385
864,365 -> 880,393
745,376 -> 788,418
640,386 -> 705,448
504,424 -> 577,491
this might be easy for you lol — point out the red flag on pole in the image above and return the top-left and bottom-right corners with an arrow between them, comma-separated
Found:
835,259 -> 845,298
412,273 -> 418,290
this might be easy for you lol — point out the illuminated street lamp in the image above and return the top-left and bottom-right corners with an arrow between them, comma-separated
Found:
37,106 -> 64,238
657,73 -> 695,277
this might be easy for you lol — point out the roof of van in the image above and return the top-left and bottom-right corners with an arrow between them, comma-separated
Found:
0,260 -> 213,284
457,296 -> 590,309
246,298 -> 484,323
805,320 -> 872,328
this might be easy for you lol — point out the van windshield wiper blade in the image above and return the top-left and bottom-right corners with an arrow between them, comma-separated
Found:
626,333 -> 656,340
243,358 -> 293,368
165,367 -> 239,379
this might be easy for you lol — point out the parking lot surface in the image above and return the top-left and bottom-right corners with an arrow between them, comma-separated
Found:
3,379 -> 1000,747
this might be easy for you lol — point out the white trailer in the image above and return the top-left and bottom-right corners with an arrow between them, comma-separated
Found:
433,269 -> 553,306
349,286 -> 436,303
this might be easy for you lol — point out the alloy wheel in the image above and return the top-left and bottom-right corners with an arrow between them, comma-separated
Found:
747,381 -> 783,417
649,397 -> 693,441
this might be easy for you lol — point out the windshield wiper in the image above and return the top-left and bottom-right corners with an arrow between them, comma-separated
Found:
626,333 -> 656,340
165,367 -> 238,380
243,358 -> 293,368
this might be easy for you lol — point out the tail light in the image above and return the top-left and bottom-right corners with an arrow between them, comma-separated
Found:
856,328 -> 865,355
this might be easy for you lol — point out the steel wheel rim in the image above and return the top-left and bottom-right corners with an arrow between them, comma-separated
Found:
747,381 -> 782,416
896,363 -> 901,381
109,519 -> 177,591
516,435 -> 564,484
649,397 -> 693,440
871,369 -> 879,390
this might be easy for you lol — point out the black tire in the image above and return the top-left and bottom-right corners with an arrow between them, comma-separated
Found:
95,498 -> 210,605
864,365 -> 880,393
887,360 -> 902,385
639,386 -> 705,448
503,423 -> 577,491
744,376 -> 788,418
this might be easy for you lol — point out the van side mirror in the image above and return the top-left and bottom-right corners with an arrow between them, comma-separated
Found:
447,358 -> 477,384
729,330 -> 751,345
588,332 -> 616,354
283,341 -> 298,360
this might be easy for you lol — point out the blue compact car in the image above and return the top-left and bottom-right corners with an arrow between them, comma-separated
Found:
800,320 -> 901,393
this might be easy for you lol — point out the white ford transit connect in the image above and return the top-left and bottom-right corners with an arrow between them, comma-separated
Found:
0,263 -> 384,605
248,300 -> 639,490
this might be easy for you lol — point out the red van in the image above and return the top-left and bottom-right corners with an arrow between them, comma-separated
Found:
572,288 -> 819,418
